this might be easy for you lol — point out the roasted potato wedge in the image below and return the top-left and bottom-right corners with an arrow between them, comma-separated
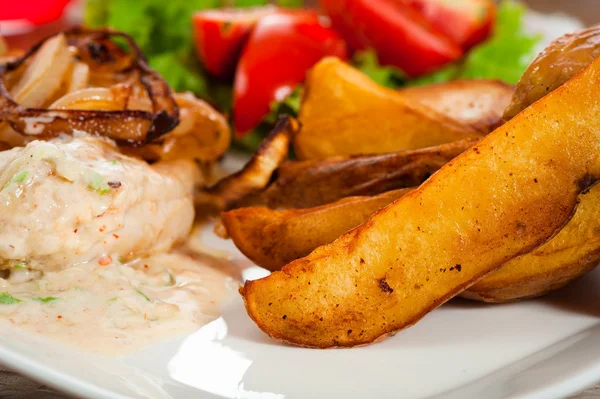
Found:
195,116 -> 297,210
241,55 -> 600,348
233,180 -> 600,300
294,57 -> 481,159
264,138 -> 476,209
399,80 -> 513,133
463,263 -> 598,303
222,189 -> 411,271
504,25 -> 600,120
462,26 -> 600,302
464,181 -> 600,302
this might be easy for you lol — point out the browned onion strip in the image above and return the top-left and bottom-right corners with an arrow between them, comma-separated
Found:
0,38 -> 21,65
0,27 -> 179,147
125,92 -> 231,162
10,34 -> 71,108
196,116 -> 299,211
49,86 -> 153,112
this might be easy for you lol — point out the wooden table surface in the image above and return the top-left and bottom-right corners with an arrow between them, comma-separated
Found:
577,387 -> 600,399
1,1 -> 600,398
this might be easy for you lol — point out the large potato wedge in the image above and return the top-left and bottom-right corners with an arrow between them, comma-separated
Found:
221,189 -> 411,271
263,138 -> 476,209
294,58 -> 481,159
464,182 -> 600,302
232,181 -> 600,299
504,26 -> 600,120
241,55 -> 600,348
399,80 -> 513,133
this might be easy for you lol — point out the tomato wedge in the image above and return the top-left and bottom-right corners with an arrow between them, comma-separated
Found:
1,0 -> 71,25
403,0 -> 496,50
320,0 -> 463,77
193,6 -> 280,79
233,12 -> 348,136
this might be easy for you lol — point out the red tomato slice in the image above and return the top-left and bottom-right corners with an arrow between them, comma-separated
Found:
0,0 -> 71,25
320,0 -> 463,77
402,0 -> 496,50
233,12 -> 348,136
193,6 -> 281,79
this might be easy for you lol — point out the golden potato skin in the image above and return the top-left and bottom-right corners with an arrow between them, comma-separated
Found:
241,57 -> 600,348
504,25 -> 600,120
294,58 -> 480,160
222,189 -> 411,271
462,262 -> 597,303
399,79 -> 513,133
264,138 -> 475,209
465,183 -> 600,302
196,116 -> 297,210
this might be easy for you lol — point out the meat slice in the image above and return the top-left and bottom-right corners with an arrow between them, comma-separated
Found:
0,136 -> 199,271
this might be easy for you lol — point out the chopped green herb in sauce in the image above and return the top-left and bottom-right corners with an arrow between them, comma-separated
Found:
89,171 -> 103,190
88,171 -> 111,195
0,293 -> 22,304
12,170 -> 29,183
3,170 -> 30,190
135,289 -> 151,302
13,263 -> 26,269
33,296 -> 58,303
166,270 -> 176,287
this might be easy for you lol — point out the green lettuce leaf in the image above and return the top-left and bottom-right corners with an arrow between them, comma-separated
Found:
353,50 -> 406,88
265,86 -> 303,124
235,86 -> 302,152
275,0 -> 304,6
232,0 -> 269,6
149,53 -> 208,94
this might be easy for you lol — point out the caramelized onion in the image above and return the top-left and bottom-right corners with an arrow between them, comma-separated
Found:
0,37 -> 6,57
0,27 -> 230,164
67,62 -> 90,93
49,86 -> 152,112
126,92 -> 231,162
10,34 -> 71,107
0,28 -> 179,146
0,38 -> 23,66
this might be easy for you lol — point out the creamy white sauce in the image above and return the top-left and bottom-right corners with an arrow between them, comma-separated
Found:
0,249 -> 235,355
0,135 -> 231,355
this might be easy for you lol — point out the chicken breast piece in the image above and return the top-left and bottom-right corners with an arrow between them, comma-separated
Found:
0,136 -> 199,271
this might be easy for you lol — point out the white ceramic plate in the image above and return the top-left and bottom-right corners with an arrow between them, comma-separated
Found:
1,213 -> 600,399
0,13 -> 596,397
